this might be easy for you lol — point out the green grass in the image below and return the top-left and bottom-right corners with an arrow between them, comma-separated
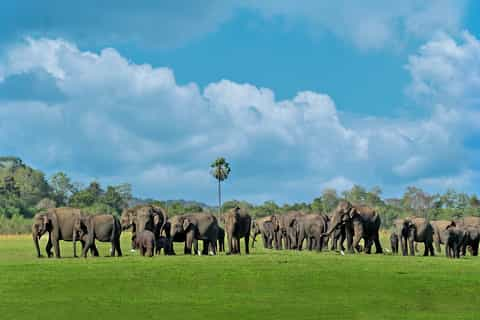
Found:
0,234 -> 479,320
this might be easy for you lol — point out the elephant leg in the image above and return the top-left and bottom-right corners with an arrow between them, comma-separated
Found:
226,234 -> 233,255
346,229 -> 354,253
429,242 -> 435,256
115,238 -> 122,257
373,234 -> 383,254
473,240 -> 479,256
408,239 -> 415,256
140,247 -> 145,256
235,238 -> 241,254
245,235 -> 250,255
45,236 -> 53,258
73,235 -> 78,258
422,242 -> 429,256
400,237 -> 407,256
53,238 -> 61,258
434,238 -> 441,253
351,233 -> 361,254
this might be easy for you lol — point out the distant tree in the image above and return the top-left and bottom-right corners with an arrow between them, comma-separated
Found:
69,181 -> 104,208
101,186 -> 125,212
35,198 -> 56,211
321,189 -> 340,213
210,157 -> 231,216
311,197 -> 323,212
114,183 -> 132,208
49,172 -> 74,206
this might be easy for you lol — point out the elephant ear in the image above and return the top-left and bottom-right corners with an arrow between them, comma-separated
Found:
183,218 -> 192,231
42,214 -> 49,227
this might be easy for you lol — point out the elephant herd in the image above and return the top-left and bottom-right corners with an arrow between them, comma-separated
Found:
31,204 -> 251,258
251,200 -> 383,254
31,200 -> 480,259
390,216 -> 480,258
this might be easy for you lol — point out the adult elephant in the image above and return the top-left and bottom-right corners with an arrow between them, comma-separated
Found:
120,204 -> 167,250
393,217 -> 434,256
169,213 -> 219,255
430,220 -> 453,253
323,201 -> 382,254
224,207 -> 252,255
73,214 -> 122,258
32,207 -> 92,258
296,214 -> 328,251
251,216 -> 274,249
271,211 -> 305,250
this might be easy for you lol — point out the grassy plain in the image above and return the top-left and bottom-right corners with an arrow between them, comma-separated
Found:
0,234 -> 479,320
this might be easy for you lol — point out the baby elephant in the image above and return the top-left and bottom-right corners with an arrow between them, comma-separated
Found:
135,230 -> 155,257
390,233 -> 399,255
155,236 -> 171,255
444,225 -> 467,259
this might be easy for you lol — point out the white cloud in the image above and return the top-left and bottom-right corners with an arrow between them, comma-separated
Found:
0,1 -> 467,52
244,0 -> 466,50
406,31 -> 480,106
0,36 -> 479,203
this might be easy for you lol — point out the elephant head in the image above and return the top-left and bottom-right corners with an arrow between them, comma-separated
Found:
32,212 -> 52,258
120,208 -> 135,231
323,201 -> 354,236
169,215 -> 192,240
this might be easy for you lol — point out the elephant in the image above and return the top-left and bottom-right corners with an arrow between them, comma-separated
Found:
271,211 -> 305,250
135,230 -> 155,257
461,225 -> 480,256
323,201 -> 382,254
443,224 -> 467,258
32,207 -> 92,258
295,214 -> 328,251
73,214 -> 122,258
224,207 -> 252,255
392,217 -> 434,256
430,220 -> 453,253
120,204 -> 167,251
457,216 -> 480,227
390,232 -> 399,254
251,216 -> 275,249
155,236 -> 171,255
329,224 -> 346,252
169,213 -> 219,255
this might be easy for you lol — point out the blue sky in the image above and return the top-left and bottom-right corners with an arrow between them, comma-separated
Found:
1,1 -> 480,204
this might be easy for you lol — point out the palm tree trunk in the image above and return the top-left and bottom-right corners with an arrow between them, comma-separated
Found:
218,178 -> 221,218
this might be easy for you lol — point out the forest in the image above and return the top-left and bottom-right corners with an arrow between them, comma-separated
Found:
1,156 -> 479,234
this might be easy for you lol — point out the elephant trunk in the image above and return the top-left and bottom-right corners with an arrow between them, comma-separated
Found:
323,221 -> 341,237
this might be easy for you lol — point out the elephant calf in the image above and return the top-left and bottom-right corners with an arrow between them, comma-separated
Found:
443,225 -> 466,259
155,236 -> 171,255
390,233 -> 399,255
135,230 -> 155,257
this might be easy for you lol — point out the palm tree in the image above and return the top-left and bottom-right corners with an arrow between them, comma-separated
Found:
210,157 -> 231,217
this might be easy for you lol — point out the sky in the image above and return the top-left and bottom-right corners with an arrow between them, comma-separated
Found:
1,1 -> 480,204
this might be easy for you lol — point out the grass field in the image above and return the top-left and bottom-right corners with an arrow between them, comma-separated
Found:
0,234 -> 479,320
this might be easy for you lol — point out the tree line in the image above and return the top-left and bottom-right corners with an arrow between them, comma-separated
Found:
1,156 -> 479,233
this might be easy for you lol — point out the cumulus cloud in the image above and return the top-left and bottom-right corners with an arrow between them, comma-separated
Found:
406,31 -> 480,106
0,35 -> 479,202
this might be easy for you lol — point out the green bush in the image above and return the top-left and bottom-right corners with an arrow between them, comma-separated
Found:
0,214 -> 32,234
